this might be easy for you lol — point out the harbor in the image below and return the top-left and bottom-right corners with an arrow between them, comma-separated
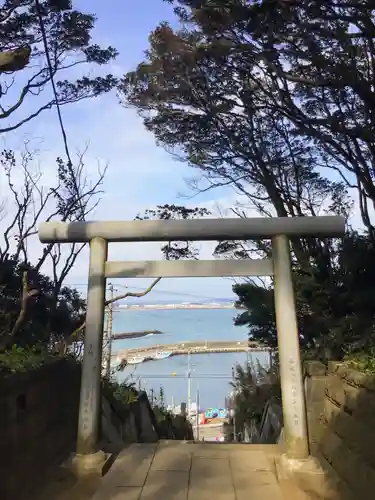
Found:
112,308 -> 270,410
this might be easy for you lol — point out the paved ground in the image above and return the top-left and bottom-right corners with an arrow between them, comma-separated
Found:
90,441 -> 311,500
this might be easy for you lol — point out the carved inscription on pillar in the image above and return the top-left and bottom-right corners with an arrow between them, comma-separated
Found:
289,356 -> 300,428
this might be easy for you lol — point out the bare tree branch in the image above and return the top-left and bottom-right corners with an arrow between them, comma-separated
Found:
57,277 -> 162,355
106,277 -> 162,305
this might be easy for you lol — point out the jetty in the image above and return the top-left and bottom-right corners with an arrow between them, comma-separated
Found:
112,330 -> 163,340
112,340 -> 270,362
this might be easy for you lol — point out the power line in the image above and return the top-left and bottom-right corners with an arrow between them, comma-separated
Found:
65,282 -> 233,301
35,0 -> 84,218
118,284 -> 233,300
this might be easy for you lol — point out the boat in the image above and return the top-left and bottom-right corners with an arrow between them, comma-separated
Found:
127,356 -> 145,365
153,351 -> 172,360
218,408 -> 228,418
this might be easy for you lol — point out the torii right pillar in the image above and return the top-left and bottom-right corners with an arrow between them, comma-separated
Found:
272,234 -> 309,459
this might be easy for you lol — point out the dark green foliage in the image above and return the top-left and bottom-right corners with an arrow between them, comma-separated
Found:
120,0 -> 354,274
234,232 -> 375,359
0,257 -> 85,351
234,283 -> 277,346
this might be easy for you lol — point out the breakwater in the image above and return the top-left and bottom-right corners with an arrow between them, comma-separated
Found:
112,340 -> 270,362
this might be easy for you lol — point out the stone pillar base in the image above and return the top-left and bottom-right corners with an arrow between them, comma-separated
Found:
276,452 -> 324,478
63,450 -> 111,478
276,453 -> 329,498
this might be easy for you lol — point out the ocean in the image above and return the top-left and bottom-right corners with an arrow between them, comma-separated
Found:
112,308 -> 269,409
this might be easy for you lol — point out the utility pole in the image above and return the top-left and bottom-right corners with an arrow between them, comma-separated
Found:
187,351 -> 191,419
195,387 -> 200,441
102,283 -> 114,378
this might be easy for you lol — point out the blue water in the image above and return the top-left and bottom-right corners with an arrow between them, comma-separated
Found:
112,308 -> 269,408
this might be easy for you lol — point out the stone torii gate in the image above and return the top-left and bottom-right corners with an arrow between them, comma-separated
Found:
38,216 -> 345,471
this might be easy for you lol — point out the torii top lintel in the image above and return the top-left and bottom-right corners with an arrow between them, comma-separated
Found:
38,216 -> 345,244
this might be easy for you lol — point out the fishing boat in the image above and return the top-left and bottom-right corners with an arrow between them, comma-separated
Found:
127,356 -> 145,365
153,351 -> 172,360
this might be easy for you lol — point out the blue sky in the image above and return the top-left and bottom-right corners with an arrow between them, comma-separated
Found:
0,0 -> 241,301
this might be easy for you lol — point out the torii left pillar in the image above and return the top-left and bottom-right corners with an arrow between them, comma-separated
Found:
73,237 -> 108,474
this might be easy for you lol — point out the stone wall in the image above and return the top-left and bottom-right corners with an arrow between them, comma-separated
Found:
0,359 -> 81,500
102,389 -> 193,451
304,361 -> 375,497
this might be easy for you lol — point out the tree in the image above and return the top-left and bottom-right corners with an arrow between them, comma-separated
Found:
136,204 -> 211,260
0,0 -> 118,133
134,0 -> 375,235
119,0 -> 375,235
68,276 -> 162,356
0,145 -> 103,350
233,232 -> 375,359
119,1 -> 375,357
0,257 -> 86,351
119,1 -> 352,270
234,282 -> 277,347
0,146 -> 104,288
232,0 -> 375,235
158,386 -> 165,409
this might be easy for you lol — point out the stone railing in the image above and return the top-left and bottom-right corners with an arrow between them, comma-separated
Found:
247,397 -> 283,444
257,398 -> 283,444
